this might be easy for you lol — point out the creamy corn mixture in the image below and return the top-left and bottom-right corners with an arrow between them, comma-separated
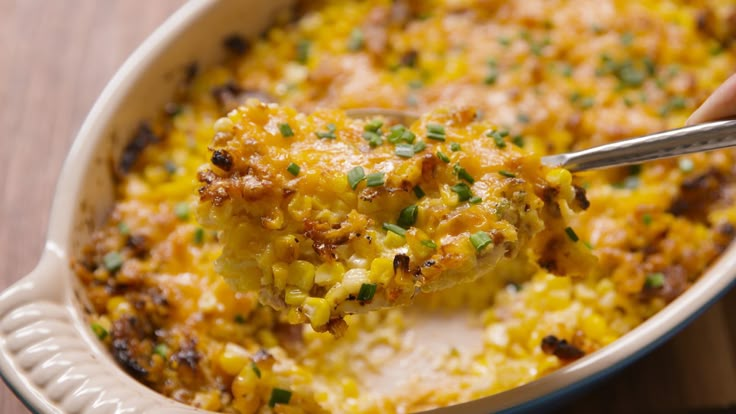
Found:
197,102 -> 593,331
74,0 -> 736,413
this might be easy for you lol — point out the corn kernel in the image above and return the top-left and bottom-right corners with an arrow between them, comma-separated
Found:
285,287 -> 308,306
232,363 -> 259,397
581,313 -> 608,342
287,260 -> 315,291
315,262 -> 345,286
368,257 -> 393,284
218,342 -> 251,375
303,297 -> 330,328
272,262 -> 289,291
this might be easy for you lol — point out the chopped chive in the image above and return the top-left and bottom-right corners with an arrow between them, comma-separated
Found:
395,143 -> 415,158
583,241 -> 594,250
364,119 -> 383,132
363,131 -> 383,147
357,283 -> 377,301
642,213 -> 653,226
454,165 -> 475,184
413,141 -> 427,153
469,196 -> 482,204
365,172 -> 384,187
118,222 -> 130,235
174,202 -> 190,220
484,65 -> 499,85
645,272 -> 665,288
487,130 -> 508,148
469,231 -> 493,251
103,251 -> 124,272
397,205 -> 418,228
498,170 -> 516,178
153,343 -> 169,358
347,28 -> 364,51
193,227 -> 205,245
564,227 -> 579,242
90,323 -> 108,340
413,185 -> 425,199
383,222 -> 406,237
296,40 -> 310,64
234,314 -> 246,324
436,151 -> 450,163
451,183 -> 472,202
347,166 -> 366,189
620,31 -> 634,46
516,113 -> 530,124
450,142 -> 461,152
269,388 -> 292,407
366,172 -> 385,187
498,37 -> 512,47
164,160 -> 177,174
315,123 -> 337,139
251,361 -> 262,378
678,158 -> 694,173
421,239 -> 437,249
388,125 -> 416,144
426,123 -> 446,141
408,79 -> 423,89
286,162 -> 300,176
511,134 -> 524,147
278,123 -> 294,137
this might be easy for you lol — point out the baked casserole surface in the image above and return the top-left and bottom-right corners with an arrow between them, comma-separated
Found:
74,0 -> 736,412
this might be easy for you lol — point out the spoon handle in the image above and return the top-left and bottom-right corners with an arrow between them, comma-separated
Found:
541,119 -> 736,172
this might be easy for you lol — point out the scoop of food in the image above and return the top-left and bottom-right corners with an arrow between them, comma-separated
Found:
197,100 -> 594,333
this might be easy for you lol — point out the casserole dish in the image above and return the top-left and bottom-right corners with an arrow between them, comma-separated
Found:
1,0 -> 735,413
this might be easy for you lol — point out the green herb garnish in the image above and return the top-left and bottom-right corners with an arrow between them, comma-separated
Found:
251,362 -> 262,378
279,123 -> 294,137
436,151 -> 450,163
296,40 -> 310,64
315,123 -> 337,139
174,202 -> 190,220
193,227 -> 205,245
395,144 -> 415,158
118,222 -> 130,235
383,222 -> 407,237
451,183 -> 472,201
91,323 -> 108,340
564,227 -> 579,242
363,131 -> 383,147
347,166 -> 366,189
347,28 -> 364,51
454,164 -> 475,184
426,123 -> 446,141
511,134 -> 524,147
413,185 -> 425,199
286,163 -> 300,176
364,119 -> 383,132
469,196 -> 482,204
498,170 -> 516,178
642,213 -> 653,226
397,205 -> 418,228
421,239 -> 437,249
469,231 -> 493,251
103,252 -> 124,272
450,142 -> 461,152
366,172 -> 385,187
413,141 -> 427,153
269,388 -> 292,408
357,283 -> 378,301
645,272 -> 665,288
153,344 -> 169,358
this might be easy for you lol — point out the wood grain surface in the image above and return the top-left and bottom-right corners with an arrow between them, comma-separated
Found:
0,1 -> 734,413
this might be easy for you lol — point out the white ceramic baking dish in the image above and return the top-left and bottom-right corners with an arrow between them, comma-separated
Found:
1,1 -> 735,413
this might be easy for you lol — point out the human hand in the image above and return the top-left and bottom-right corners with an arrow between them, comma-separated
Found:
687,73 -> 736,125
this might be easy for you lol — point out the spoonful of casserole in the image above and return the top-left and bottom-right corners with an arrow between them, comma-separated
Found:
196,100 -> 596,334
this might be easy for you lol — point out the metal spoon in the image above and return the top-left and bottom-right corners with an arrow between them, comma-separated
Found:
345,108 -> 736,172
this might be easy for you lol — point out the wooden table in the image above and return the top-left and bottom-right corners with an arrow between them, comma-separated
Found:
1,1 -> 734,413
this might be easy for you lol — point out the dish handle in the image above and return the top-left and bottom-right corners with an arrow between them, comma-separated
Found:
0,246 -> 195,413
